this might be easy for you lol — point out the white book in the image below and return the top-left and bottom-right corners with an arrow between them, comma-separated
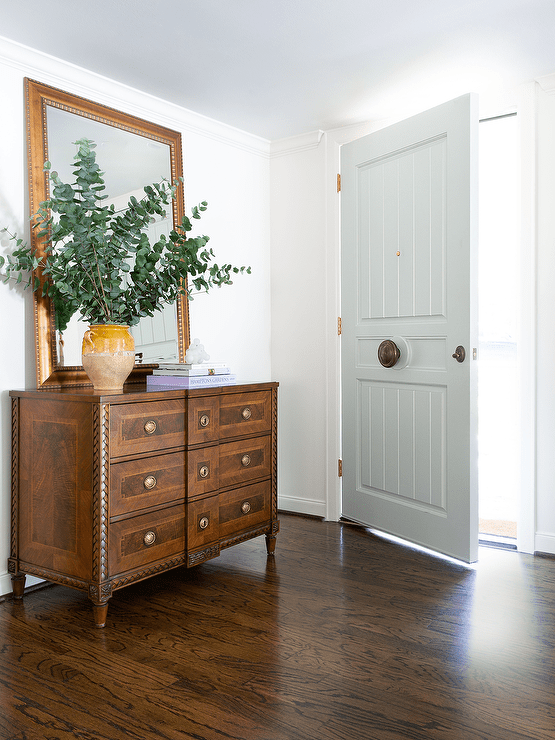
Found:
152,366 -> 231,377
155,362 -> 229,376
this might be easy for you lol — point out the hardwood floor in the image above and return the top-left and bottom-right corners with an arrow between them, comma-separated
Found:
1,513 -> 554,740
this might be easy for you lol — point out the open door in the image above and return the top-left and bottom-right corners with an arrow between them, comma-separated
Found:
341,94 -> 479,563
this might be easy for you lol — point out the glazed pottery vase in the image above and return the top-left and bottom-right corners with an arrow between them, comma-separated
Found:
82,324 -> 135,392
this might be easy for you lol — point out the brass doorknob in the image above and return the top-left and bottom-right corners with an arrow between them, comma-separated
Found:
452,345 -> 466,363
378,340 -> 401,368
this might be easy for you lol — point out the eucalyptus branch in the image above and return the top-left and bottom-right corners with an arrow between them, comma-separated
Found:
0,138 -> 251,332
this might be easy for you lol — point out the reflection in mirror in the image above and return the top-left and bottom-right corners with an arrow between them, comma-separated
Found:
25,78 -> 189,387
46,108 -> 178,366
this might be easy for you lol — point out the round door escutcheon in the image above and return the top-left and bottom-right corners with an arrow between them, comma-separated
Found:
199,414 -> 210,428
199,516 -> 209,530
452,345 -> 466,363
199,465 -> 210,479
241,454 -> 251,467
241,407 -> 252,420
143,475 -> 157,490
241,501 -> 251,514
143,530 -> 156,546
144,420 -> 157,435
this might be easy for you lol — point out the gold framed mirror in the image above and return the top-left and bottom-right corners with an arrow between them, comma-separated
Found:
25,78 -> 190,388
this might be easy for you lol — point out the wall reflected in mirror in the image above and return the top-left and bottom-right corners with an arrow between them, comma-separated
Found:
46,106 -> 180,367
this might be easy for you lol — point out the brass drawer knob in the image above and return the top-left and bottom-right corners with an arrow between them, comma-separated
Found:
241,407 -> 252,420
144,419 -> 157,435
199,414 -> 210,428
143,475 -> 157,490
143,530 -> 156,546
241,454 -> 251,467
241,501 -> 251,514
199,516 -> 209,530
199,465 -> 210,479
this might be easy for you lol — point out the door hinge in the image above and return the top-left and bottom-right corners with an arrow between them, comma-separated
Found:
337,317 -> 342,335
338,459 -> 343,477
337,173 -> 341,192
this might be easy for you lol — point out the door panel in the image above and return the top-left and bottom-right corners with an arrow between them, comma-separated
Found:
361,135 -> 447,321
341,94 -> 479,562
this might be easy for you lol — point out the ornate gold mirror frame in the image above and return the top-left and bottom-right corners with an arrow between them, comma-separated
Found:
25,78 -> 190,388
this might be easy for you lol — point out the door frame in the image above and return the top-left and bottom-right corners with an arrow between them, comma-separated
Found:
323,88 -> 537,555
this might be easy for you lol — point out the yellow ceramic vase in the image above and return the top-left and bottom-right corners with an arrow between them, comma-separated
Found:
82,324 -> 135,392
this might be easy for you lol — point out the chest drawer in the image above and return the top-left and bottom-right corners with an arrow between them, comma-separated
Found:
187,396 -> 220,445
188,445 -> 220,498
110,399 -> 186,457
218,436 -> 271,489
219,391 -> 272,439
187,480 -> 270,553
218,481 -> 270,539
110,451 -> 186,517
109,504 -> 185,575
187,494 -> 221,551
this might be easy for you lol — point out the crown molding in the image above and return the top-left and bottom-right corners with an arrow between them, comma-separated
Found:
270,130 -> 324,157
536,72 -> 555,95
0,35 -> 271,158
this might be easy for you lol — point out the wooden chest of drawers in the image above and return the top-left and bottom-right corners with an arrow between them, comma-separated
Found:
8,382 -> 278,627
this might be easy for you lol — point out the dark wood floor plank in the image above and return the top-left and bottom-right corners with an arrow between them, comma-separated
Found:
1,514 -> 554,740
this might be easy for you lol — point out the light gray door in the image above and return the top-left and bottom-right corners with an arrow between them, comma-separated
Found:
341,94 -> 479,562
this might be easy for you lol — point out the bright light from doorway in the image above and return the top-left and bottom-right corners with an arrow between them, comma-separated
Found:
478,114 -> 519,539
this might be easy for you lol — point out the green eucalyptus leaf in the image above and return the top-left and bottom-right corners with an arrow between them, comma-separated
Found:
0,144 -> 248,325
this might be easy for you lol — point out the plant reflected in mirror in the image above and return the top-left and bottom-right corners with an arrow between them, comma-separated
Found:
1,138 -> 251,335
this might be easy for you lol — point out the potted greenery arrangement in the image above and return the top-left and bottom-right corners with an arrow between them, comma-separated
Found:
0,138 -> 250,391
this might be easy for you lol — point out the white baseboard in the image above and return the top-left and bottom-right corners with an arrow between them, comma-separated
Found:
278,495 -> 327,518
0,572 -> 44,598
534,532 -> 555,556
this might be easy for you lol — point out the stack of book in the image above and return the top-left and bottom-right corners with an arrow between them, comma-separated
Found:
146,362 -> 236,389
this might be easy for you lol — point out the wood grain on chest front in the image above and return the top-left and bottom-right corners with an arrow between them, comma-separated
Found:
110,399 -> 187,457
17,398 -> 93,580
9,382 -> 278,627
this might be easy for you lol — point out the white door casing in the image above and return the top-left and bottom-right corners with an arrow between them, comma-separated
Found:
341,94 -> 479,563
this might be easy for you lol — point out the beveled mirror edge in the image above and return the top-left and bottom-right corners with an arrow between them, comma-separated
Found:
25,77 -> 190,388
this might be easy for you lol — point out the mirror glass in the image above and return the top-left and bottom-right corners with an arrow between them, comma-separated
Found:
47,107 -> 178,366
26,79 -> 189,387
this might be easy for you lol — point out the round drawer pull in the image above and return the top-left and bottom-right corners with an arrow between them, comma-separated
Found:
241,454 -> 251,467
241,501 -> 251,514
143,530 -> 156,546
241,407 -> 252,420
199,465 -> 210,479
143,475 -> 157,490
199,516 -> 210,530
199,414 -> 210,428
144,420 -> 157,435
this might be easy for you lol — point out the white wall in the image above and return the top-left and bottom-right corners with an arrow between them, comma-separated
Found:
0,38 -> 272,596
270,133 -> 328,516
534,75 -> 555,554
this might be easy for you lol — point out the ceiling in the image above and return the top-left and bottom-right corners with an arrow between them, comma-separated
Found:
2,0 -> 555,140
